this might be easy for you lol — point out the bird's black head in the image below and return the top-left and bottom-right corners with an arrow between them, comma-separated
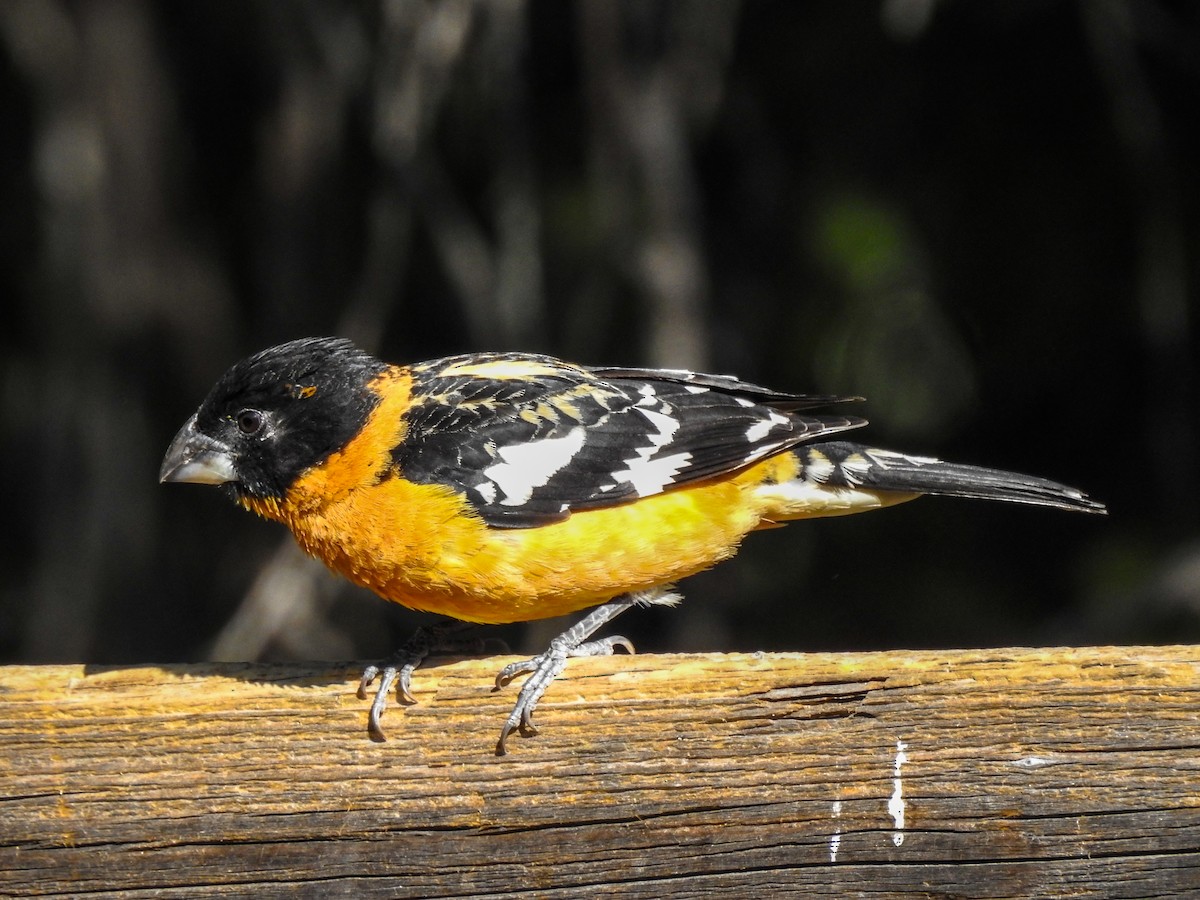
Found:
160,337 -> 388,500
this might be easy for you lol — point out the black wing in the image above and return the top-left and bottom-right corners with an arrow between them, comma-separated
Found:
391,353 -> 865,527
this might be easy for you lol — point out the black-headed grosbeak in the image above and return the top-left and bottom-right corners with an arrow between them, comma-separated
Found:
161,337 -> 1104,754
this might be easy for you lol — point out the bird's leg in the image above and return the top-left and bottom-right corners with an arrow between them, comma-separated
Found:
493,587 -> 679,755
357,619 -> 498,742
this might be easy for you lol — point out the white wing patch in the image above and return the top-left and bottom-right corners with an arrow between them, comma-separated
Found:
612,451 -> 694,496
635,406 -> 681,450
610,404 -> 690,496
484,426 -> 588,506
745,410 -> 790,443
475,481 -> 498,505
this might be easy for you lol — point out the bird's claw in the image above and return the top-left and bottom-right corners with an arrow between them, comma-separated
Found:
356,621 -> 478,741
493,633 -> 634,756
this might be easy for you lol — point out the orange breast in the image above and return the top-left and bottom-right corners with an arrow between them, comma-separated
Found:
241,369 -> 803,624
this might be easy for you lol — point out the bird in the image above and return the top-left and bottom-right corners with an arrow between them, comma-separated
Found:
160,337 -> 1105,754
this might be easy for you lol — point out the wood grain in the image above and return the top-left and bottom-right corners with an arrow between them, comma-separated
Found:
2,647 -> 1199,898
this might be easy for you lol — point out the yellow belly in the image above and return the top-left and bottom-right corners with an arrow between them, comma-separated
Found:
270,463 -> 767,624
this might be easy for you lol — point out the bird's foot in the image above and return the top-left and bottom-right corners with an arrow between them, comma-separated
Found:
357,620 -> 495,741
492,598 -> 639,755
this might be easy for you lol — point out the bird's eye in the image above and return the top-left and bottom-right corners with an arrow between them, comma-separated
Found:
236,409 -> 265,435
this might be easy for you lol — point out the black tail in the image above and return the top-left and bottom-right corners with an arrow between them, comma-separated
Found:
802,441 -> 1106,514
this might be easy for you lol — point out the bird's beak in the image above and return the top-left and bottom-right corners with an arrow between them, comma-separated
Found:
159,414 -> 238,485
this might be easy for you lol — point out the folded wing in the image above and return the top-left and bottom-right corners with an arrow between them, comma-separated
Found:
392,353 -> 864,527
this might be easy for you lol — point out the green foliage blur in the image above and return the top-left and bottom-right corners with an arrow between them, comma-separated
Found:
1,1 -> 1196,667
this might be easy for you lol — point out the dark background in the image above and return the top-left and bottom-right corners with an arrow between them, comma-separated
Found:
2,1 -> 1197,668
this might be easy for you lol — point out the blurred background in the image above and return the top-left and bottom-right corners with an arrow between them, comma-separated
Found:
1,0 -> 1197,669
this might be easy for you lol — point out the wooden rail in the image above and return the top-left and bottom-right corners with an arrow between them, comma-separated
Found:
3,646 -> 1200,897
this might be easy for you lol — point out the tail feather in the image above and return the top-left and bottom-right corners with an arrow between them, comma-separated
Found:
799,441 -> 1106,515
